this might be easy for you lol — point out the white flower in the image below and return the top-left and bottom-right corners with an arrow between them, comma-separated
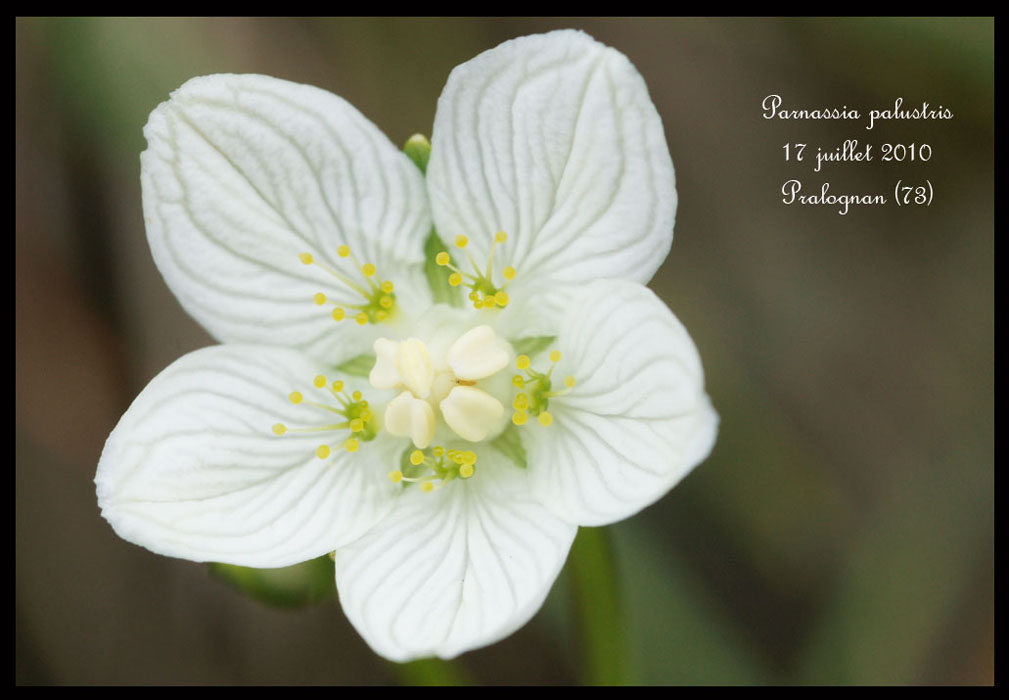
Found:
95,30 -> 718,662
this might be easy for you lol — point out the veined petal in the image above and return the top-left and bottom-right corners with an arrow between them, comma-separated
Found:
95,345 -> 399,568
142,74 -> 432,363
333,453 -> 577,661
427,30 -> 675,299
524,280 -> 718,526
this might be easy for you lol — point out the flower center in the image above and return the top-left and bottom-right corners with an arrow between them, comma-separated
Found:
436,231 -> 516,310
299,246 -> 397,325
272,375 -> 378,457
369,325 -> 512,448
510,350 -> 575,427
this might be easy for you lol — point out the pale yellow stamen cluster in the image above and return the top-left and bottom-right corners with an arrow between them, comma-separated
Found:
511,349 -> 575,427
272,374 -> 376,456
436,231 -> 516,310
387,446 -> 478,492
299,247 -> 396,325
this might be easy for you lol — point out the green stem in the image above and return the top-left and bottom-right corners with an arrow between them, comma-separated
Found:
569,526 -> 628,685
390,657 -> 474,686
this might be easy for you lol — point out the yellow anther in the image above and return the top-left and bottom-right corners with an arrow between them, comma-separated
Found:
433,446 -> 444,457
420,482 -> 435,493
381,281 -> 394,293
512,411 -> 529,426
299,252 -> 314,265
462,451 -> 477,466
550,350 -> 562,363
349,418 -> 364,433
316,445 -> 331,459
410,450 -> 425,466
355,312 -> 368,325
345,438 -> 360,453
455,235 -> 468,248
538,412 -> 554,427
513,395 -> 528,410
494,291 -> 509,307
313,374 -> 326,388
362,263 -> 376,277
313,292 -> 327,305
453,453 -> 464,465
503,266 -> 516,280
459,464 -> 475,478
565,375 -> 576,388
289,391 -> 303,405
473,299 -> 483,309
483,294 -> 495,306
436,252 -> 450,266
272,423 -> 287,436
352,391 -> 363,401
380,296 -> 393,309
495,231 -> 508,243
516,355 -> 531,370
332,380 -> 344,392
337,245 -> 350,258
361,410 -> 372,421
332,307 -> 345,321
376,310 -> 388,321
512,375 -> 525,388
449,273 -> 463,287
468,291 -> 480,301
388,470 -> 403,483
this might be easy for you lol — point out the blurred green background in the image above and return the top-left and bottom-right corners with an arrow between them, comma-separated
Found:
15,18 -> 993,685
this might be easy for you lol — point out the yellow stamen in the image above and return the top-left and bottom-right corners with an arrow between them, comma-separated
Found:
459,463 -> 475,478
550,350 -> 562,363
313,374 -> 326,388
436,252 -> 451,266
272,423 -> 287,436
420,481 -> 435,493
388,470 -> 403,483
512,411 -> 529,426
516,355 -> 530,370
449,272 -> 463,286
332,307 -> 345,321
349,418 -> 364,432
313,292 -> 327,305
455,235 -> 468,248
345,438 -> 360,453
495,231 -> 507,243
494,291 -> 509,307
410,450 -> 425,466
299,252 -> 314,265
362,263 -> 376,277
355,312 -> 368,325
503,266 -> 516,280
332,380 -> 344,392
538,412 -> 553,427
289,391 -> 303,405
337,245 -> 350,258
316,445 -> 331,459
352,391 -> 363,401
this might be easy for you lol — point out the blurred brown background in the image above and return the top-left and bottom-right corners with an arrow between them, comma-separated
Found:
16,18 -> 993,685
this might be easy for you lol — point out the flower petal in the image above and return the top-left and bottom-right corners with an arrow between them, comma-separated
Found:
427,30 -> 675,297
524,280 -> 718,526
142,74 -> 431,363
333,453 -> 577,661
95,345 -> 400,568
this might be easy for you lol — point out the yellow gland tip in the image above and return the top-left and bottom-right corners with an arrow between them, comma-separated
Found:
538,412 -> 554,427
512,411 -> 529,426
516,355 -> 531,370
494,291 -> 509,307
362,263 -> 376,277
449,273 -> 463,287
379,296 -> 393,309
332,380 -> 344,392
352,390 -> 363,401
361,409 -> 372,421
565,375 -> 577,388
433,446 -> 444,457
455,235 -> 468,248
550,350 -> 562,363
345,438 -> 360,453
462,451 -> 477,466
459,464 -> 475,478
349,418 -> 364,432
388,470 -> 403,483
313,374 -> 326,388
513,395 -> 528,410
376,310 -> 388,321
313,292 -> 326,305
289,391 -> 303,405
332,307 -> 345,321
381,281 -> 394,293
473,299 -> 483,309
355,312 -> 368,325
512,375 -> 525,388
503,266 -> 516,280
299,252 -> 314,265
436,252 -> 450,266
420,481 -> 435,493
337,245 -> 350,258
272,423 -> 287,436
495,231 -> 508,243
316,445 -> 331,459
410,450 -> 425,466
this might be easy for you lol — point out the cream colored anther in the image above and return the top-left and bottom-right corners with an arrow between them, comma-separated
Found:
369,337 -> 433,398
439,386 -> 504,442
384,391 -> 436,449
447,325 -> 510,380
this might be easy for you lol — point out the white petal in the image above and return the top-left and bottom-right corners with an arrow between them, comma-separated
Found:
524,280 -> 718,526
95,345 -> 399,567
427,30 -> 675,300
142,74 -> 432,363
383,391 -> 436,449
333,454 -> 577,661
446,324 -> 511,381
440,386 -> 504,442
369,338 -> 401,390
